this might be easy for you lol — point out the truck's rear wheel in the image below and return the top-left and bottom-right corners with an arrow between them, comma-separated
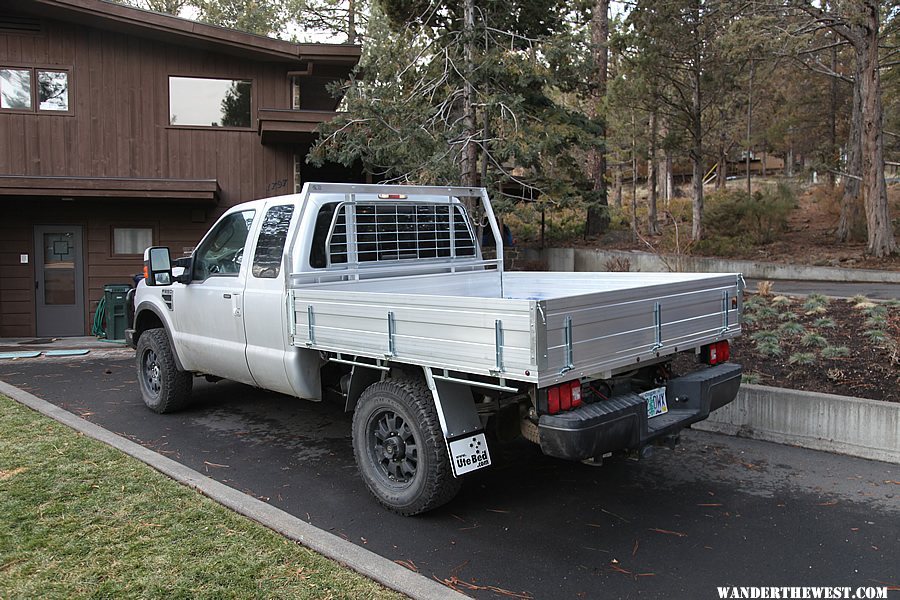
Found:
352,379 -> 460,515
136,328 -> 193,414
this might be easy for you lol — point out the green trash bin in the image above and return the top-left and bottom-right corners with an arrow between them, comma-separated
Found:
103,284 -> 132,341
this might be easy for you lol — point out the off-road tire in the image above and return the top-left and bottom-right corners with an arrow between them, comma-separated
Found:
136,328 -> 193,414
352,378 -> 461,515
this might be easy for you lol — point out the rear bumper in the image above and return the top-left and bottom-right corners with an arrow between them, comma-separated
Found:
538,363 -> 742,461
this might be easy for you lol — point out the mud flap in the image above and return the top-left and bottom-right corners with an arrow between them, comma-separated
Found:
422,367 -> 491,477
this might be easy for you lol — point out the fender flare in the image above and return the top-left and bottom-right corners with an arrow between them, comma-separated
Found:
133,301 -> 187,372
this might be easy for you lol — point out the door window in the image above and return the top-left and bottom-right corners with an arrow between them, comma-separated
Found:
42,232 -> 76,304
192,210 -> 255,280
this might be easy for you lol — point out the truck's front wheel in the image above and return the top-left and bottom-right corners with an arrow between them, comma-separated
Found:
136,328 -> 193,414
352,379 -> 460,515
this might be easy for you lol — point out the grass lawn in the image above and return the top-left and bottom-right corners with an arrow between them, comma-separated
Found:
0,394 -> 403,599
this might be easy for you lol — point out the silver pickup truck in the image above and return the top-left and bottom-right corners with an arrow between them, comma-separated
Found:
128,183 -> 743,515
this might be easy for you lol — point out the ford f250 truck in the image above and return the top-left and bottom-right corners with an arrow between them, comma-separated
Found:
128,183 -> 743,515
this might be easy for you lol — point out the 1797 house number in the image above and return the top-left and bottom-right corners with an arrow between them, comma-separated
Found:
267,179 -> 288,193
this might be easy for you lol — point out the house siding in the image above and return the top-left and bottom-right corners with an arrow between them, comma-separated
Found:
0,10 -> 358,337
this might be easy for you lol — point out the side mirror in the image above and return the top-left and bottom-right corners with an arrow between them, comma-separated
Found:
143,247 -> 173,286
173,256 -> 192,284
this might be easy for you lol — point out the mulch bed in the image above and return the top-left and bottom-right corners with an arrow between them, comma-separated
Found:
728,293 -> 899,402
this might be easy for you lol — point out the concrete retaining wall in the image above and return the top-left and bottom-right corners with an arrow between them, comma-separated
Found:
524,248 -> 900,284
693,384 -> 900,464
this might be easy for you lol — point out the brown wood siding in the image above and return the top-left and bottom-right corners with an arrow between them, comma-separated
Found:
0,18 -> 303,202
0,13 -> 358,337
0,219 -> 35,337
0,199 -> 212,337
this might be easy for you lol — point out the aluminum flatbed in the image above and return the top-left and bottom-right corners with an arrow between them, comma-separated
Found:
290,270 -> 742,387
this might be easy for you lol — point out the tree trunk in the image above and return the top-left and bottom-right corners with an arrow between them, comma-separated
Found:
664,150 -> 674,208
716,128 -> 727,190
586,0 -> 610,236
761,150 -> 767,178
631,111 -> 638,240
659,118 -> 673,207
786,142 -> 794,178
691,50 -> 703,240
648,110 -> 659,235
614,163 -> 623,208
838,52 -> 863,242
746,59 -> 753,197
347,0 -> 356,43
461,0 -> 478,189
827,37 -> 838,188
858,1 -> 896,256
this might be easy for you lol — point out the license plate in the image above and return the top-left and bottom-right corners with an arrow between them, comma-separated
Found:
448,433 -> 491,476
641,387 -> 668,418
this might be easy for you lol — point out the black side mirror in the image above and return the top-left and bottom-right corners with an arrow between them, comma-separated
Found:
173,256 -> 192,284
143,247 -> 173,286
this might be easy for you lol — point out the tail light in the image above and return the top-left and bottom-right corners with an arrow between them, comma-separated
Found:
545,380 -> 583,415
702,340 -> 730,365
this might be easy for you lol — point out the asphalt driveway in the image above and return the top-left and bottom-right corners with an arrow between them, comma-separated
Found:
1,351 -> 897,599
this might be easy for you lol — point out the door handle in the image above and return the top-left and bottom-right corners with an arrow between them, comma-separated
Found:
223,293 -> 232,299
35,280 -> 39,290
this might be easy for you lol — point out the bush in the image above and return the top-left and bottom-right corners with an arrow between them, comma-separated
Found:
821,346 -> 850,359
700,183 -> 796,246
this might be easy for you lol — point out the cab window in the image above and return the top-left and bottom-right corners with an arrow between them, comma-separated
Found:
252,204 -> 294,278
192,210 -> 255,280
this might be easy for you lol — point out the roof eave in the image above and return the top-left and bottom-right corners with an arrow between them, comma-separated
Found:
13,0 -> 361,65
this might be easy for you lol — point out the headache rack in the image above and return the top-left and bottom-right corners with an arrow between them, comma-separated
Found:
285,183 -> 507,288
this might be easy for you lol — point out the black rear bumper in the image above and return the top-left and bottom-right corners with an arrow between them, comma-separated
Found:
538,363 -> 741,461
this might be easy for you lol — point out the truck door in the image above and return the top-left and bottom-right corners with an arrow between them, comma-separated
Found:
241,203 -> 300,396
174,209 -> 257,385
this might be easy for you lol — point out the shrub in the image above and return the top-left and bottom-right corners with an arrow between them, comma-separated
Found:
771,295 -> 793,307
779,322 -> 806,336
701,183 -> 796,245
742,373 -> 761,384
821,346 -> 851,359
756,306 -> 779,320
813,318 -> 836,328
743,296 -> 764,311
789,352 -> 817,366
751,330 -> 780,344
803,294 -> 830,311
865,329 -> 888,343
756,341 -> 783,357
865,314 -> 888,328
756,280 -> 774,296
801,333 -> 828,348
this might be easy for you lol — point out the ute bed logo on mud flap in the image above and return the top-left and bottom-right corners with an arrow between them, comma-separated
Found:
448,433 -> 491,476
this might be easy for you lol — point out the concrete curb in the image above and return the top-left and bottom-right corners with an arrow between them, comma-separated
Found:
525,248 -> 900,284
0,379 -> 466,600
694,384 -> 900,464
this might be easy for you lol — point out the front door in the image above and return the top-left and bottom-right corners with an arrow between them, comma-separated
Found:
34,225 -> 85,337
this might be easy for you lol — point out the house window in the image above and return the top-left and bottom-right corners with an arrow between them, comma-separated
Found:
169,76 -> 252,128
113,227 -> 153,255
0,67 -> 69,112
291,76 -> 301,109
293,152 -> 302,193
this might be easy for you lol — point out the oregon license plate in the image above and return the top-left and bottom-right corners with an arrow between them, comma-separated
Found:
448,433 -> 491,476
641,387 -> 668,418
